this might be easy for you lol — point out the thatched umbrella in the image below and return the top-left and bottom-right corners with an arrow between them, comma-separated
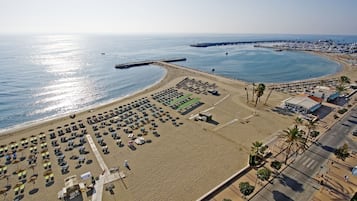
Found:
12,182 -> 22,194
15,168 -> 25,175
12,159 -> 20,170
0,187 -> 7,196
0,174 -> 10,185
43,169 -> 52,177
28,174 -> 38,189
28,163 -> 37,175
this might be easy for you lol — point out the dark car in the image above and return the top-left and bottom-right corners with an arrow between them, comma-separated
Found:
353,130 -> 357,136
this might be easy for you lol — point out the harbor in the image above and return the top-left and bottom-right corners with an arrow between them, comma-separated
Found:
115,58 -> 187,69
190,40 -> 295,47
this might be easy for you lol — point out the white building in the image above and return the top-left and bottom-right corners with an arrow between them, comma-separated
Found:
307,86 -> 339,102
284,95 -> 322,114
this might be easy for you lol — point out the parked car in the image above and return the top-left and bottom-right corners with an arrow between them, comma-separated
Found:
352,130 -> 357,136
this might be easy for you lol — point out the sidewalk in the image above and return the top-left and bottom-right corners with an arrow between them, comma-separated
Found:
310,139 -> 357,201
207,101 -> 357,201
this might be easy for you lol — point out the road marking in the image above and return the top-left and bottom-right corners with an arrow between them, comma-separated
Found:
213,119 -> 238,131
310,162 -> 318,170
302,157 -> 311,166
306,160 -> 314,168
214,94 -> 230,106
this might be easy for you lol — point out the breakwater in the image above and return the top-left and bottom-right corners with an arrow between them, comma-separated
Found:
115,58 -> 187,69
190,40 -> 296,47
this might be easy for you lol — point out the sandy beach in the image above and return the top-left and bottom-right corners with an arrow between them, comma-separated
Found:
0,51 -> 356,201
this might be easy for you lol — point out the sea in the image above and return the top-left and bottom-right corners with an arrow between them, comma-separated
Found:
0,34 -> 356,131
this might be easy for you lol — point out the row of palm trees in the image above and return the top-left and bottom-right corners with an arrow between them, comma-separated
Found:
245,83 -> 271,107
250,117 -> 318,166
246,75 -> 351,107
279,117 -> 318,164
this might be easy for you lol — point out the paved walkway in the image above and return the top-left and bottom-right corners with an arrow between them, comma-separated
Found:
214,94 -> 230,106
86,134 -> 123,201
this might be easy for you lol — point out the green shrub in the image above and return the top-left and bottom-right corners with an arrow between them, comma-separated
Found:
239,182 -> 255,196
271,160 -> 282,170
310,131 -> 320,138
335,143 -> 350,161
257,167 -> 271,181
351,192 -> 357,201
338,108 -> 348,114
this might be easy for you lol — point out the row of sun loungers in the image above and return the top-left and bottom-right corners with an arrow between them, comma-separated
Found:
271,78 -> 339,94
176,77 -> 217,95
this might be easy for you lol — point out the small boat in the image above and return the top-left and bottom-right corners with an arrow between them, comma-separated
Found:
101,52 -> 105,55
225,52 -> 228,55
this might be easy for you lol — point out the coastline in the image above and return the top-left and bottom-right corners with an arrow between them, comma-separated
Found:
0,50 -> 355,201
1,51 -> 352,136
0,66 -> 168,136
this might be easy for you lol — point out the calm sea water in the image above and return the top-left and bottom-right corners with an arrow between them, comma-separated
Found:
0,34 -> 356,131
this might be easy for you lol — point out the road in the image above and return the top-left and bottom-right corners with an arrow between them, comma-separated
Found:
250,106 -> 357,201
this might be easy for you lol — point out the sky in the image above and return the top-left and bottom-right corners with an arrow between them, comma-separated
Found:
0,0 -> 357,35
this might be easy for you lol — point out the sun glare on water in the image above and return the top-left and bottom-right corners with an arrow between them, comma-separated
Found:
29,35 -> 97,115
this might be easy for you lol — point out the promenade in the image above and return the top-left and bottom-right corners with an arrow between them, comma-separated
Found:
205,100 -> 357,201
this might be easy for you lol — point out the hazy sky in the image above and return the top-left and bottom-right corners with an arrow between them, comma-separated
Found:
1,0 -> 356,35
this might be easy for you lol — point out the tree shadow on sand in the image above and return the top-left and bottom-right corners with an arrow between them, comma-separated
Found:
272,190 -> 294,201
271,107 -> 294,116
277,173 -> 304,192
320,144 -> 335,153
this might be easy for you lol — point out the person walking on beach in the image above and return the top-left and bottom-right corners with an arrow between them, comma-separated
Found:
124,160 -> 131,170
344,175 -> 349,182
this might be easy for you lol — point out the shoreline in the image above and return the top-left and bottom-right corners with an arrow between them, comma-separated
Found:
0,66 -> 168,136
0,50 -> 355,201
0,51 -> 352,135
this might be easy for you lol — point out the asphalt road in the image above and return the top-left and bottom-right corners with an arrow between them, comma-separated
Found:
250,106 -> 357,201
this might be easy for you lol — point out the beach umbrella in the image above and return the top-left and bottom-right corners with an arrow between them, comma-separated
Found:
15,168 -> 25,174
17,147 -> 24,158
352,166 -> 357,176
28,175 -> 38,189
0,187 -> 7,197
43,169 -> 52,177
13,182 -> 22,190
28,164 -> 37,174
0,174 -> 10,185
12,159 -> 20,170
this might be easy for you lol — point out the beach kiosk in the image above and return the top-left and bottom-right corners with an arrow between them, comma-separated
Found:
198,112 -> 212,122
58,175 -> 88,201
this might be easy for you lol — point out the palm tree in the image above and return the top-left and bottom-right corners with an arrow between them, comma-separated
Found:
245,86 -> 249,103
337,76 -> 350,96
279,126 -> 305,164
252,83 -> 256,102
303,119 -> 316,147
336,83 -> 347,94
294,117 -> 303,126
255,83 -> 266,107
251,141 -> 263,157
264,87 -> 274,105
340,75 -> 351,84
250,141 -> 267,166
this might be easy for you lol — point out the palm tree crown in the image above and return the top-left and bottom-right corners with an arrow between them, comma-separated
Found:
279,125 -> 305,164
255,83 -> 266,107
